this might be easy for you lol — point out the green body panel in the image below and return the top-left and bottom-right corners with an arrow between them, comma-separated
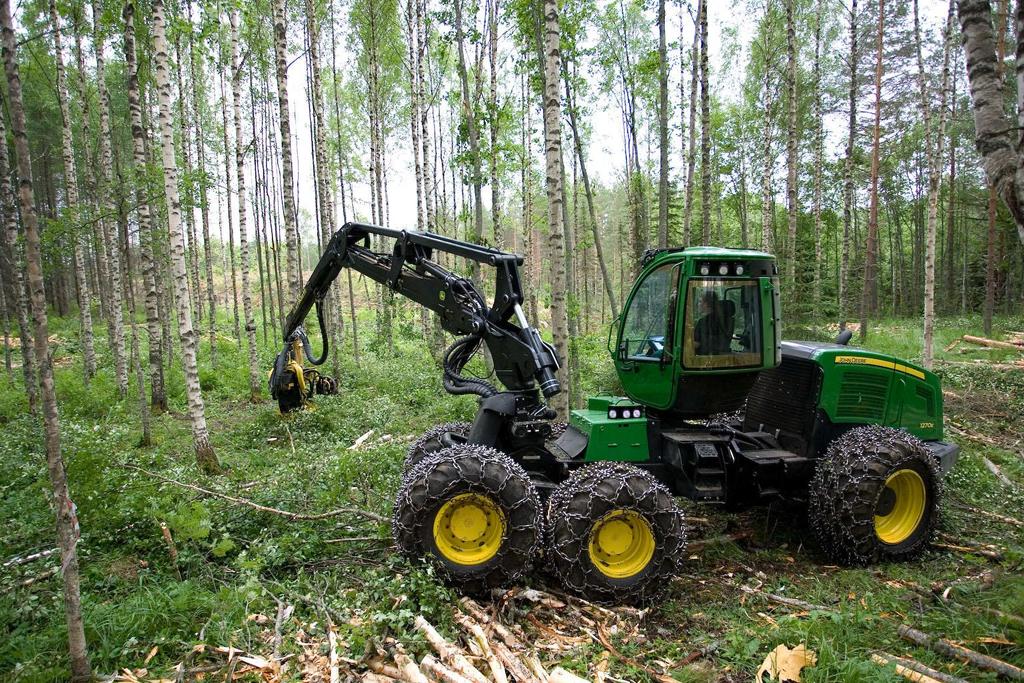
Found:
810,347 -> 944,441
613,248 -> 780,411
569,396 -> 650,462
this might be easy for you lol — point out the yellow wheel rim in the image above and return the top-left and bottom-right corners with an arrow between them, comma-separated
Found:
433,493 -> 506,565
588,510 -> 656,579
874,469 -> 926,545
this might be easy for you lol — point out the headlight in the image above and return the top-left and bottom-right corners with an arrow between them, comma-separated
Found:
718,264 -> 729,275
608,409 -> 618,419
699,264 -> 710,276
735,264 -> 745,275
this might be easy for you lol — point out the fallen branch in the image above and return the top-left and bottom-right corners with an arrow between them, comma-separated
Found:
973,606 -> 1024,629
677,640 -> 719,667
123,464 -> 389,524
2,547 -> 57,569
686,530 -> 752,552
948,502 -> 1024,528
897,625 -> 1024,680
548,667 -> 588,683
872,652 -> 969,683
0,566 -> 58,594
324,536 -> 388,544
413,615 -> 489,683
593,623 -> 676,683
454,612 -> 507,683
350,430 -> 375,450
739,584 -> 832,612
931,542 -> 1003,561
459,597 -> 525,651
962,335 -> 1024,351
329,627 -> 340,683
393,649 -> 429,683
982,458 -> 1016,488
871,654 -> 950,683
420,654 -> 474,683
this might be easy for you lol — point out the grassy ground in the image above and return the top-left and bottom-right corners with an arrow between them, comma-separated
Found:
0,310 -> 1022,682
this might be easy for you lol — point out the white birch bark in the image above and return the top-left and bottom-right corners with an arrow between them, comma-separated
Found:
149,0 -> 220,471
1,2 -> 91,677
273,0 -> 302,298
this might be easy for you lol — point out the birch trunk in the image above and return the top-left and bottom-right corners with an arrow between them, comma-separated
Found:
149,0 -> 220,472
656,0 -> 669,248
50,0 -> 96,382
273,0 -> 302,298
454,0 -> 484,279
812,4 -> 823,312
174,31 -> 202,329
840,0 -> 858,323
543,0 -> 569,418
488,0 -> 501,247
682,1 -> 699,246
785,0 -> 798,290
698,0 -> 710,243
124,0 -> 167,413
918,0 -> 954,368
860,0 -> 884,342
0,89 -> 36,413
219,70 -> 241,342
1,2 -> 91,676
231,9 -> 260,401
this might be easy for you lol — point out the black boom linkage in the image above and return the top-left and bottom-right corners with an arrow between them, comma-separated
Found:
270,222 -> 561,406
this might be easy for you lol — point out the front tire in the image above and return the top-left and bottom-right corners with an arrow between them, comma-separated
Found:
546,462 -> 686,604
392,445 -> 541,593
809,426 -> 941,565
403,421 -> 472,477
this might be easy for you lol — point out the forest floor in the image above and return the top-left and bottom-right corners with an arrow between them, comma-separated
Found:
1,312 -> 1022,682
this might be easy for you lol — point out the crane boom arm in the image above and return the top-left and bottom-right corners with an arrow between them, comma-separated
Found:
272,222 -> 561,404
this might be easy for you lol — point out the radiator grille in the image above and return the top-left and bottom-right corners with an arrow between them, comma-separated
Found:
836,370 -> 890,420
744,358 -> 821,437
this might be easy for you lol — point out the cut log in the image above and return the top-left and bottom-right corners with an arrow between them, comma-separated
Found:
414,616 -> 489,683
489,639 -> 538,683
872,652 -> 969,683
394,651 -> 429,683
547,667 -> 588,683
420,656 -> 474,683
962,335 -> 1024,351
367,659 -> 407,681
455,613 -> 507,683
458,598 -> 525,651
870,654 -> 948,683
523,655 -> 548,682
897,625 -> 1024,680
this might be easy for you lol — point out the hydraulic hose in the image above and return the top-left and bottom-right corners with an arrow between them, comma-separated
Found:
442,334 -> 499,398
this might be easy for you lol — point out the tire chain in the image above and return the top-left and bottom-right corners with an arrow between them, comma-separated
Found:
809,425 -> 941,566
392,444 -> 541,592
402,421 -> 473,478
545,462 -> 686,604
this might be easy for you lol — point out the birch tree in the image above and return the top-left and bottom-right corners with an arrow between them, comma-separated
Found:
273,0 -> 302,297
148,0 -> 221,472
1,1 -> 91,676
860,0 -> 884,341
50,0 -> 97,382
543,0 -> 569,417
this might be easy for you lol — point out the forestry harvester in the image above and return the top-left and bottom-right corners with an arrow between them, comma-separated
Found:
270,222 -> 959,602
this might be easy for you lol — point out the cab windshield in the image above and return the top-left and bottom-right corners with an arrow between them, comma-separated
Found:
619,264 -> 679,361
683,279 -> 762,369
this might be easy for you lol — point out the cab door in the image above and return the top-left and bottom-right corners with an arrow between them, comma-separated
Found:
613,263 -> 681,410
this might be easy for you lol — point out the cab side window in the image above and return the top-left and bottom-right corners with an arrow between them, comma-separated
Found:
620,265 -> 679,361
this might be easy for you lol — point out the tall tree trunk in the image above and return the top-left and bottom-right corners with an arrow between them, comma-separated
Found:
90,0 -> 128,396
860,0 -> 884,342
454,0 -> 484,280
232,9 -> 260,401
986,0 -> 1009,335
488,0 -> 501,247
812,2 -> 823,312
219,70 -> 241,342
657,0 -> 669,248
50,0 -> 96,382
1,3 -> 91,677
785,0 -> 798,292
917,0 -> 954,368
148,0 -> 220,472
840,0 -> 858,324
698,0 -> 710,243
124,0 -> 166,413
174,32 -> 201,331
273,0 -> 302,298
0,90 -> 36,413
543,0 -> 569,418
683,0 -> 699,246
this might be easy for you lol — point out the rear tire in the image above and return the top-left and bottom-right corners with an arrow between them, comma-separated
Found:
393,445 -> 541,593
809,425 -> 941,565
403,422 -> 472,477
546,462 -> 686,604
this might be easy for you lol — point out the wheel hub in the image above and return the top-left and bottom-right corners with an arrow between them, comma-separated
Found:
433,493 -> 505,565
588,510 -> 656,579
874,469 -> 926,545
